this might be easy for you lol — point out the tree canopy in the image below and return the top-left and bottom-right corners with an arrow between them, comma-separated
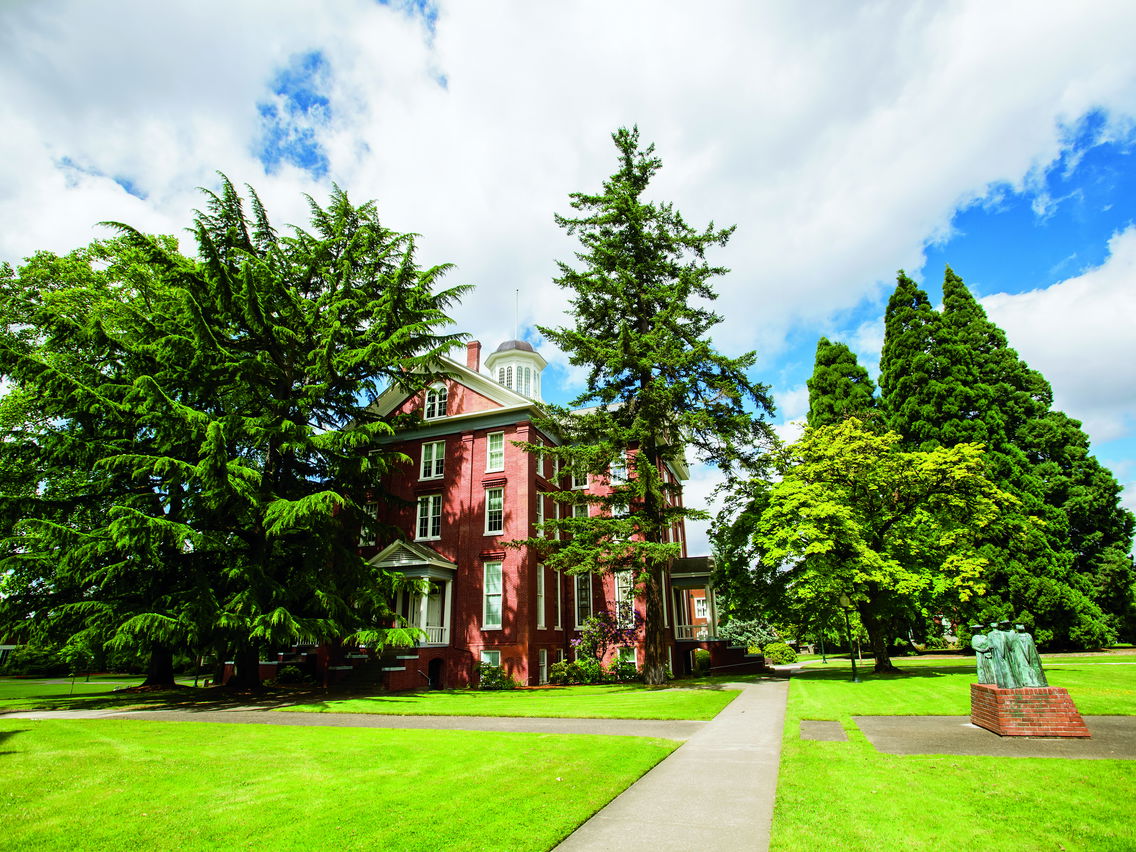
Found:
0,179 -> 467,685
514,126 -> 775,684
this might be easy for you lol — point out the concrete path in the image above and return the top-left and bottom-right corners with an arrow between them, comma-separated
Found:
0,707 -> 703,739
555,679 -> 789,851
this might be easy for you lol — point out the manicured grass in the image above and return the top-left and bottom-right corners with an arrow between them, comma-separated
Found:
281,682 -> 740,720
770,660 -> 1136,851
0,677 -> 217,712
0,718 -> 677,851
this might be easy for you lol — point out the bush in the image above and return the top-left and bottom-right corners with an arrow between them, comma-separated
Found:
477,662 -> 520,690
274,664 -> 312,685
763,642 -> 797,665
0,644 -> 69,677
607,660 -> 641,683
692,648 -> 712,676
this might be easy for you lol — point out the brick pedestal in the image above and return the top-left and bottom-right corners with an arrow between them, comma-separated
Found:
970,684 -> 1090,737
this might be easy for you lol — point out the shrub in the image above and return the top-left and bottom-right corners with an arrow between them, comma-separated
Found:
476,662 -> 520,690
607,660 -> 641,683
274,664 -> 311,685
0,644 -> 68,677
575,657 -> 602,683
763,642 -> 797,665
692,648 -> 712,676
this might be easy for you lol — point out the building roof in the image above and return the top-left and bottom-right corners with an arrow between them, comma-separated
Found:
494,339 -> 535,354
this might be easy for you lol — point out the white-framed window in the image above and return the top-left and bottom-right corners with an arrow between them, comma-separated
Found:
572,503 -> 589,519
575,573 -> 592,628
554,502 -> 561,541
558,648 -> 566,663
520,366 -> 532,397
615,570 -> 635,627
610,457 -> 627,484
359,502 -> 378,547
618,646 -> 636,665
694,597 -> 708,619
536,565 -> 546,629
539,648 -> 548,684
480,649 -> 500,666
483,561 -> 503,629
420,440 -> 445,480
571,466 -> 588,489
424,384 -> 448,419
535,495 -> 544,535
485,487 -> 504,535
554,568 -> 562,629
416,494 -> 441,540
487,431 -> 505,472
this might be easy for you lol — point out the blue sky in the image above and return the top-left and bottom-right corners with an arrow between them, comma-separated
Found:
1,1 -> 1134,552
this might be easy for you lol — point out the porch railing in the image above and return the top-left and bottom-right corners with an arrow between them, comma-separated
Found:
674,623 -> 717,641
419,625 -> 449,645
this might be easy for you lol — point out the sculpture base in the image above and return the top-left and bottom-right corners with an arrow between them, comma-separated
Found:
970,684 -> 1090,738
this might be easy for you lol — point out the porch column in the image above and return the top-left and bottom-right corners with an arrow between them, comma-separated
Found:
707,586 -> 719,639
442,579 -> 453,645
418,587 -> 429,638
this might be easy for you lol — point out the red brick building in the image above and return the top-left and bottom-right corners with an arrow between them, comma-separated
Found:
361,338 -> 747,689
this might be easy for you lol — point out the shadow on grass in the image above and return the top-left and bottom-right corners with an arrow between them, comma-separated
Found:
0,727 -> 28,756
793,664 -> 976,682
0,684 -> 343,714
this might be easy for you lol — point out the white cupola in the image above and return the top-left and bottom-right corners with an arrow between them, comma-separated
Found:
484,339 -> 547,401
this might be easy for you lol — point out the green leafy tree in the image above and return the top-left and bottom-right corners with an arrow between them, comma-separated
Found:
751,418 -> 1019,672
806,337 -> 877,428
515,127 -> 776,685
0,179 -> 467,686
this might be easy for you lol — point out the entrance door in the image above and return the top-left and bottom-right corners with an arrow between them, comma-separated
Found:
428,657 -> 444,689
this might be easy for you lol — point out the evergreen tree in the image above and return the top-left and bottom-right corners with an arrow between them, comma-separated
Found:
516,127 -> 776,685
878,272 -> 942,449
0,180 -> 467,686
806,337 -> 877,428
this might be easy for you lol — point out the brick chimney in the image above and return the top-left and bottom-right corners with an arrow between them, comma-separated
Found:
466,340 -> 482,371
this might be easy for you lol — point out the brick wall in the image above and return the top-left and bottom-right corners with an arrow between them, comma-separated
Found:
970,684 -> 1090,737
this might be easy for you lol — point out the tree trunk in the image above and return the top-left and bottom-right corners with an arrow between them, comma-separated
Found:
860,607 -> 900,673
641,568 -> 668,685
228,644 -> 263,689
141,643 -> 177,687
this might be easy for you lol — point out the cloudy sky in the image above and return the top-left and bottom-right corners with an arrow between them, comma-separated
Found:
2,1 -> 1135,553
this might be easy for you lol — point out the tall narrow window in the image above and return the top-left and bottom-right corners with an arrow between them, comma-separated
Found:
571,466 -> 587,489
536,566 -> 546,629
610,456 -> 627,484
485,487 -> 504,535
505,365 -> 513,389
572,503 -> 589,519
575,573 -> 592,628
497,367 -> 506,385
487,431 -> 505,471
539,648 -> 548,684
694,597 -> 708,619
521,367 -> 531,397
615,570 -> 634,627
554,568 -> 562,629
535,495 -> 544,535
424,385 -> 448,419
483,561 -> 503,629
416,494 -> 442,540
420,440 -> 445,480
359,502 -> 378,547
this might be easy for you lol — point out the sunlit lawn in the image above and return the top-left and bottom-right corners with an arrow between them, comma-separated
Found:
0,677 -> 216,712
771,659 -> 1136,851
1,719 -> 676,851
281,682 -> 741,720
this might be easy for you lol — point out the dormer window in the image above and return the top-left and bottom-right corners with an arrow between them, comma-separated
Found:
424,384 -> 448,419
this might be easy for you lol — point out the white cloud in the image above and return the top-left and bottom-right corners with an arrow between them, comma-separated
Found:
982,226 -> 1136,444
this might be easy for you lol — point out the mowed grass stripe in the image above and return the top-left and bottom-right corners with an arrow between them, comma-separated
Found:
1,719 -> 678,852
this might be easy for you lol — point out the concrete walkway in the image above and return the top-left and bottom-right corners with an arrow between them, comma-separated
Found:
555,679 -> 789,851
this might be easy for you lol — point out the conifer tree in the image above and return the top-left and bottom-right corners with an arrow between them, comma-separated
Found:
517,127 -> 776,685
878,272 -> 942,449
806,337 -> 877,428
0,180 -> 467,686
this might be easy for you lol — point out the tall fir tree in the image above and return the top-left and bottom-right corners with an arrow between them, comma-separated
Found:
806,337 -> 877,428
878,272 -> 943,449
516,127 -> 776,684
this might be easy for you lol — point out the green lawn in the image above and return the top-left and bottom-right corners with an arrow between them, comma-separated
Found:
0,678 -> 228,712
280,682 -> 740,720
0,718 -> 677,851
771,660 -> 1136,851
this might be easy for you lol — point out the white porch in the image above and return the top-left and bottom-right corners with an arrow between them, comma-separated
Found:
368,540 -> 456,648
670,556 -> 720,642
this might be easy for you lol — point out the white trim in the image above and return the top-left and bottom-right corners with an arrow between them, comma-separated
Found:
480,649 -> 501,666
539,648 -> 548,684
423,384 -> 448,420
486,431 -> 505,472
420,440 -> 445,480
574,573 -> 593,628
416,494 -> 442,541
484,487 -> 504,535
536,565 -> 546,629
554,568 -> 562,630
483,561 -> 503,629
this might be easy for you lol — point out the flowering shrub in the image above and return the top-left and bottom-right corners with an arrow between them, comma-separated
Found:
571,609 -> 644,661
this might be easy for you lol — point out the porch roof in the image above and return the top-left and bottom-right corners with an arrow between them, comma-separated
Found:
369,540 -> 457,581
